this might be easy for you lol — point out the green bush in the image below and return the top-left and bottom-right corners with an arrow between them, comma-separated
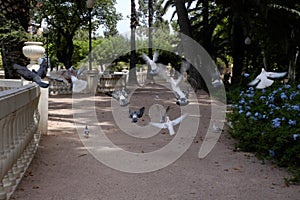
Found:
227,83 -> 300,183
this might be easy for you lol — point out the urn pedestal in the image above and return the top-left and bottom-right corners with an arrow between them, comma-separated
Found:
22,41 -> 45,71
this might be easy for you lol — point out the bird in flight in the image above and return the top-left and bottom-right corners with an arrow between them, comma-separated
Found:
168,61 -> 190,106
248,68 -> 287,89
142,51 -> 161,75
129,107 -> 145,123
13,58 -> 49,88
156,105 -> 170,123
48,65 -> 87,93
150,113 -> 188,136
107,89 -> 130,106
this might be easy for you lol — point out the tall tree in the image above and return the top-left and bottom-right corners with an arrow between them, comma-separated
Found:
128,0 -> 138,85
35,0 -> 121,69
0,0 -> 31,78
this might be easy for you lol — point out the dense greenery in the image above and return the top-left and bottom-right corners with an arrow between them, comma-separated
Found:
227,82 -> 300,183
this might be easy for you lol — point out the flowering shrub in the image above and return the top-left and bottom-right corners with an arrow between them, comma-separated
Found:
227,83 -> 300,183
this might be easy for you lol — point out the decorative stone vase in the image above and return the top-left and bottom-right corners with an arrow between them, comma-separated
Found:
22,41 -> 45,71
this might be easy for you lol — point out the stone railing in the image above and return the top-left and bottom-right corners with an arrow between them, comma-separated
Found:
46,71 -> 149,95
0,80 -> 22,92
0,83 -> 41,200
97,73 -> 127,93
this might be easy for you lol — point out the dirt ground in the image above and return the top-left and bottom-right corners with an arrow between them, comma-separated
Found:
11,83 -> 300,200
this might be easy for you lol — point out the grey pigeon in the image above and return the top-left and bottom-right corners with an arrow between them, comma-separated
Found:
142,51 -> 160,75
109,89 -> 130,106
48,66 -> 87,92
129,107 -> 145,123
13,59 -> 49,88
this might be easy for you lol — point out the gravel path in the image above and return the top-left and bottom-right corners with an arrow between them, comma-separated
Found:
11,85 -> 300,200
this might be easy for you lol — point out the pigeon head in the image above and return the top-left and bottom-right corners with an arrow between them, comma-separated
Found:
176,98 -> 189,106
129,107 -> 145,123
149,68 -> 159,75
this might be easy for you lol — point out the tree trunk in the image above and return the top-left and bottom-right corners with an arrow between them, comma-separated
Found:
231,16 -> 245,85
174,0 -> 205,90
128,0 -> 138,85
147,0 -> 154,80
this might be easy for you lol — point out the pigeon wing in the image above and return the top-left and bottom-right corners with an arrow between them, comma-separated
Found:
142,53 -> 151,64
170,113 -> 188,126
77,66 -> 87,76
152,51 -> 159,62
266,71 -> 287,79
71,76 -> 87,93
256,76 -> 273,89
137,107 -> 145,118
37,58 -> 48,78
13,64 -> 35,81
150,122 -> 167,129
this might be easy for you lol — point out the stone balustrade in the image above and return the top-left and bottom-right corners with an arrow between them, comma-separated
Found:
0,83 -> 41,200
45,71 -> 150,95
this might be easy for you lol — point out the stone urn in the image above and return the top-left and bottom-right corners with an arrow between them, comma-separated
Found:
22,41 -> 45,71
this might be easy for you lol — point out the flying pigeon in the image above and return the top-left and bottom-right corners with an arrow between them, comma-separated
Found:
13,59 -> 49,88
129,107 -> 145,123
142,51 -> 160,75
157,105 -> 170,123
169,76 -> 189,106
150,113 -> 188,136
162,61 -> 190,106
48,65 -> 87,93
211,68 -> 223,88
107,89 -> 130,106
248,68 -> 287,89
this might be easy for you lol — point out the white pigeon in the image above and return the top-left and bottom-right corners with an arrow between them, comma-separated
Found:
157,105 -> 170,123
142,51 -> 160,75
248,68 -> 287,89
212,123 -> 222,132
169,76 -> 189,106
71,75 -> 87,93
150,113 -> 188,136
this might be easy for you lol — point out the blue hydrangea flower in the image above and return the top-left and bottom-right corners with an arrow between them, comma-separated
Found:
246,111 -> 251,117
259,96 -> 266,100
269,149 -> 275,157
243,73 -> 250,77
272,118 -> 281,128
297,84 -> 300,89
284,84 -> 291,89
239,98 -> 246,104
280,92 -> 288,100
293,134 -> 299,140
290,91 -> 299,100
288,119 -> 296,126
292,105 -> 300,111
239,110 -> 244,114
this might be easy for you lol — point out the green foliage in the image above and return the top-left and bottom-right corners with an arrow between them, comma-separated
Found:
227,83 -> 300,183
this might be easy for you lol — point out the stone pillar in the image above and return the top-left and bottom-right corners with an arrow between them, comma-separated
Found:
38,82 -> 48,135
86,70 -> 98,95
